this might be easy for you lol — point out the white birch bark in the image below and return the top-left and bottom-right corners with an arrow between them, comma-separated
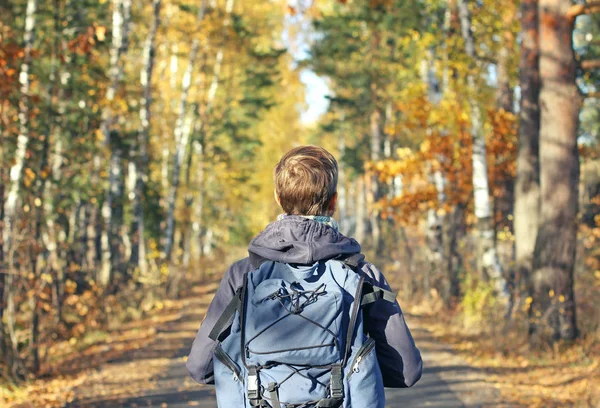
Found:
164,0 -> 234,261
99,0 -> 132,286
458,0 -> 508,297
354,175 -> 367,243
163,0 -> 208,261
190,140 -> 204,266
3,0 -> 38,258
131,0 -> 161,277
2,0 -> 37,378
369,109 -> 383,253
421,52 -> 445,259
188,0 -> 234,264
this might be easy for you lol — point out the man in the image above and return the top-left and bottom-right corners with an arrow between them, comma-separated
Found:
187,145 -> 422,405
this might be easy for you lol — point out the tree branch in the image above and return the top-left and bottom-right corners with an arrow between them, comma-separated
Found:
568,2 -> 600,21
584,91 -> 600,98
581,59 -> 600,70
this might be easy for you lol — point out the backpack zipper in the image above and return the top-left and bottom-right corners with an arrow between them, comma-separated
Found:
347,338 -> 376,380
214,345 -> 243,384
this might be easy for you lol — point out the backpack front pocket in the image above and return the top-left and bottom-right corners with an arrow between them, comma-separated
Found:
214,345 -> 246,407
245,278 -> 343,366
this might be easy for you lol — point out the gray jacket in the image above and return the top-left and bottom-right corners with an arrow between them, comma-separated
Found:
186,216 -> 423,388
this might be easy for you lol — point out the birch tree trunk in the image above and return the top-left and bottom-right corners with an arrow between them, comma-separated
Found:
2,0 -> 37,267
337,133 -> 348,233
188,40 -> 228,266
1,1 -> 37,377
514,0 -> 540,304
0,96 -> 6,362
191,139 -> 205,267
530,0 -> 581,342
29,0 -> 66,370
164,0 -> 208,261
458,0 -> 508,298
369,108 -> 383,254
354,175 -> 367,243
99,0 -> 132,286
131,0 -> 161,277
165,0 -> 234,261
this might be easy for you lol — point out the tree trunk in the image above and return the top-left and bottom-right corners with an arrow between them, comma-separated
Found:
164,0 -> 208,261
515,0 -> 541,308
165,0 -> 234,261
354,175 -> 367,243
131,0 -> 161,277
183,1 -> 231,267
496,46 -> 513,113
369,108 -> 383,254
1,0 -> 37,378
3,0 -> 38,268
530,0 -> 581,342
191,140 -> 205,267
458,0 -> 508,298
443,204 -> 464,302
337,133 -> 348,233
0,98 -> 6,363
100,0 -> 132,287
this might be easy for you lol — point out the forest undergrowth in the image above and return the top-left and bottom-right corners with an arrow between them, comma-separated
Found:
405,280 -> 600,407
0,256 -> 226,408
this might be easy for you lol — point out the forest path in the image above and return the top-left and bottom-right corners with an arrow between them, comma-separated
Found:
64,282 -> 507,408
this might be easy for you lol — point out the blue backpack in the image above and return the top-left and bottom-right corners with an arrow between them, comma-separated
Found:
209,254 -> 396,408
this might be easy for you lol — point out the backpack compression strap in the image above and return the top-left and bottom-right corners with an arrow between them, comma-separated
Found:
361,283 -> 397,306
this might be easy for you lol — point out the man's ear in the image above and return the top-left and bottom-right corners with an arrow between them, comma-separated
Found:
328,192 -> 338,216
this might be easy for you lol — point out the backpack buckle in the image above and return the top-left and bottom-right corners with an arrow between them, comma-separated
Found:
330,365 -> 344,399
247,366 -> 260,400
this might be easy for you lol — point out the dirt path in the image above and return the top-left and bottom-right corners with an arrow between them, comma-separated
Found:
64,283 -> 507,408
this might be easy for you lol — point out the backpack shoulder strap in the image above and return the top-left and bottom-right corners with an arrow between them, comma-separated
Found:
208,286 -> 244,342
339,252 -> 365,270
337,253 -> 397,306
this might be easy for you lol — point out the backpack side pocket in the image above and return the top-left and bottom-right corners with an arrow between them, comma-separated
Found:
214,345 -> 246,407
345,338 -> 385,408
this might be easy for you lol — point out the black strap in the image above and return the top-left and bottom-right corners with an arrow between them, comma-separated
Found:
361,283 -> 396,306
316,398 -> 343,407
208,288 -> 242,341
340,253 -> 365,270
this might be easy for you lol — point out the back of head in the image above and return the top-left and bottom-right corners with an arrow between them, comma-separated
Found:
274,145 -> 338,216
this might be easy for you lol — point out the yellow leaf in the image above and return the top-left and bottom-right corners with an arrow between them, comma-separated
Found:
95,26 -> 107,42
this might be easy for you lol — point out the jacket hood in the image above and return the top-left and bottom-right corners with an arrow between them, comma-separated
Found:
248,216 -> 361,266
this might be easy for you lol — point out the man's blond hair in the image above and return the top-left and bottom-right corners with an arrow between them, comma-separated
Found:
274,145 -> 338,216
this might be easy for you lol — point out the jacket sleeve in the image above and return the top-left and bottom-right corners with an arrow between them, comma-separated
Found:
186,258 -> 250,384
360,262 -> 423,388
